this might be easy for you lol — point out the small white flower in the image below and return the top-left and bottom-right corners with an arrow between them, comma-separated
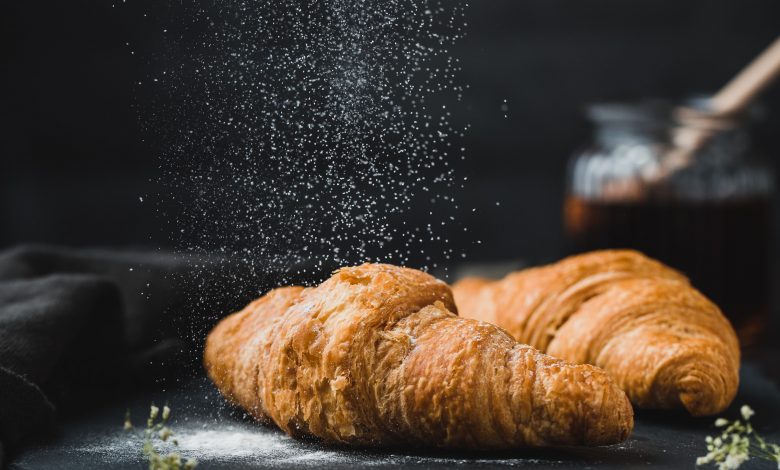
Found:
150,405 -> 160,420
740,405 -> 755,421
159,427 -> 174,442
700,406 -> 780,469
162,406 -> 171,420
722,452 -> 748,470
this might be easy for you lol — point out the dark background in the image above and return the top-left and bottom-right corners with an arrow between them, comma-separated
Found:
3,4 -> 780,467
2,0 -> 780,265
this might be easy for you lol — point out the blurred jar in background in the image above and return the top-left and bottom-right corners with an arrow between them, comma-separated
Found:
564,101 -> 774,346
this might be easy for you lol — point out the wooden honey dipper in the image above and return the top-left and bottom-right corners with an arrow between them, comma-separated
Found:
649,36 -> 780,184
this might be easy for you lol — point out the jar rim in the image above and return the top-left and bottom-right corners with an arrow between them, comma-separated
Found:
586,98 -> 753,131
586,100 -> 672,128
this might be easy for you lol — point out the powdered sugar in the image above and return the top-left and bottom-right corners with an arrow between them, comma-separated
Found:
167,426 -> 292,460
64,419 -> 565,467
71,422 -> 342,466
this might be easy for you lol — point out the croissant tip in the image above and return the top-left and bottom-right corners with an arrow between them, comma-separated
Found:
585,388 -> 635,446
674,363 -> 739,417
679,389 -> 735,417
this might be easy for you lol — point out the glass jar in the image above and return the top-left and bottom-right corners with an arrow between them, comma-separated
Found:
564,100 -> 774,346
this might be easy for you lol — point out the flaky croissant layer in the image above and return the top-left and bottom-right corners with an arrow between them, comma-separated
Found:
452,250 -> 740,417
205,263 -> 633,448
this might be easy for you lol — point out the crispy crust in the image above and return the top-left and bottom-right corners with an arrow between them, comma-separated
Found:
205,263 -> 633,448
452,250 -> 740,416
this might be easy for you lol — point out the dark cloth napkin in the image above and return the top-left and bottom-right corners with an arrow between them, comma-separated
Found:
0,245 -> 318,467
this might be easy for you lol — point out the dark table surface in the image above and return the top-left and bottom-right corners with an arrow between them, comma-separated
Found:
9,361 -> 780,470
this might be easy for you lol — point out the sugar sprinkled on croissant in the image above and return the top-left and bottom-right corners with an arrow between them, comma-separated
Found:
205,263 -> 633,448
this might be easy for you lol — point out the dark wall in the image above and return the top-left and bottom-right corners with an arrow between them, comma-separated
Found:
2,1 -> 780,263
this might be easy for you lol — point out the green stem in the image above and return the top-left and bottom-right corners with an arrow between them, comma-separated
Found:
748,443 -> 777,461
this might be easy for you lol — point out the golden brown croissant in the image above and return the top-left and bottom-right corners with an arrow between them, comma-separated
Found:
452,250 -> 740,417
205,263 -> 633,448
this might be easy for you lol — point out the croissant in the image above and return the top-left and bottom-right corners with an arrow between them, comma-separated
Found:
205,263 -> 633,448
452,250 -> 740,417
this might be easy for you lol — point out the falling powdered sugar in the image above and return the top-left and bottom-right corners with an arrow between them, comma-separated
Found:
130,0 -> 470,284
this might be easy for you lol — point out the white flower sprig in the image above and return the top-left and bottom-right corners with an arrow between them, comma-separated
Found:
124,405 -> 198,470
697,405 -> 780,470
